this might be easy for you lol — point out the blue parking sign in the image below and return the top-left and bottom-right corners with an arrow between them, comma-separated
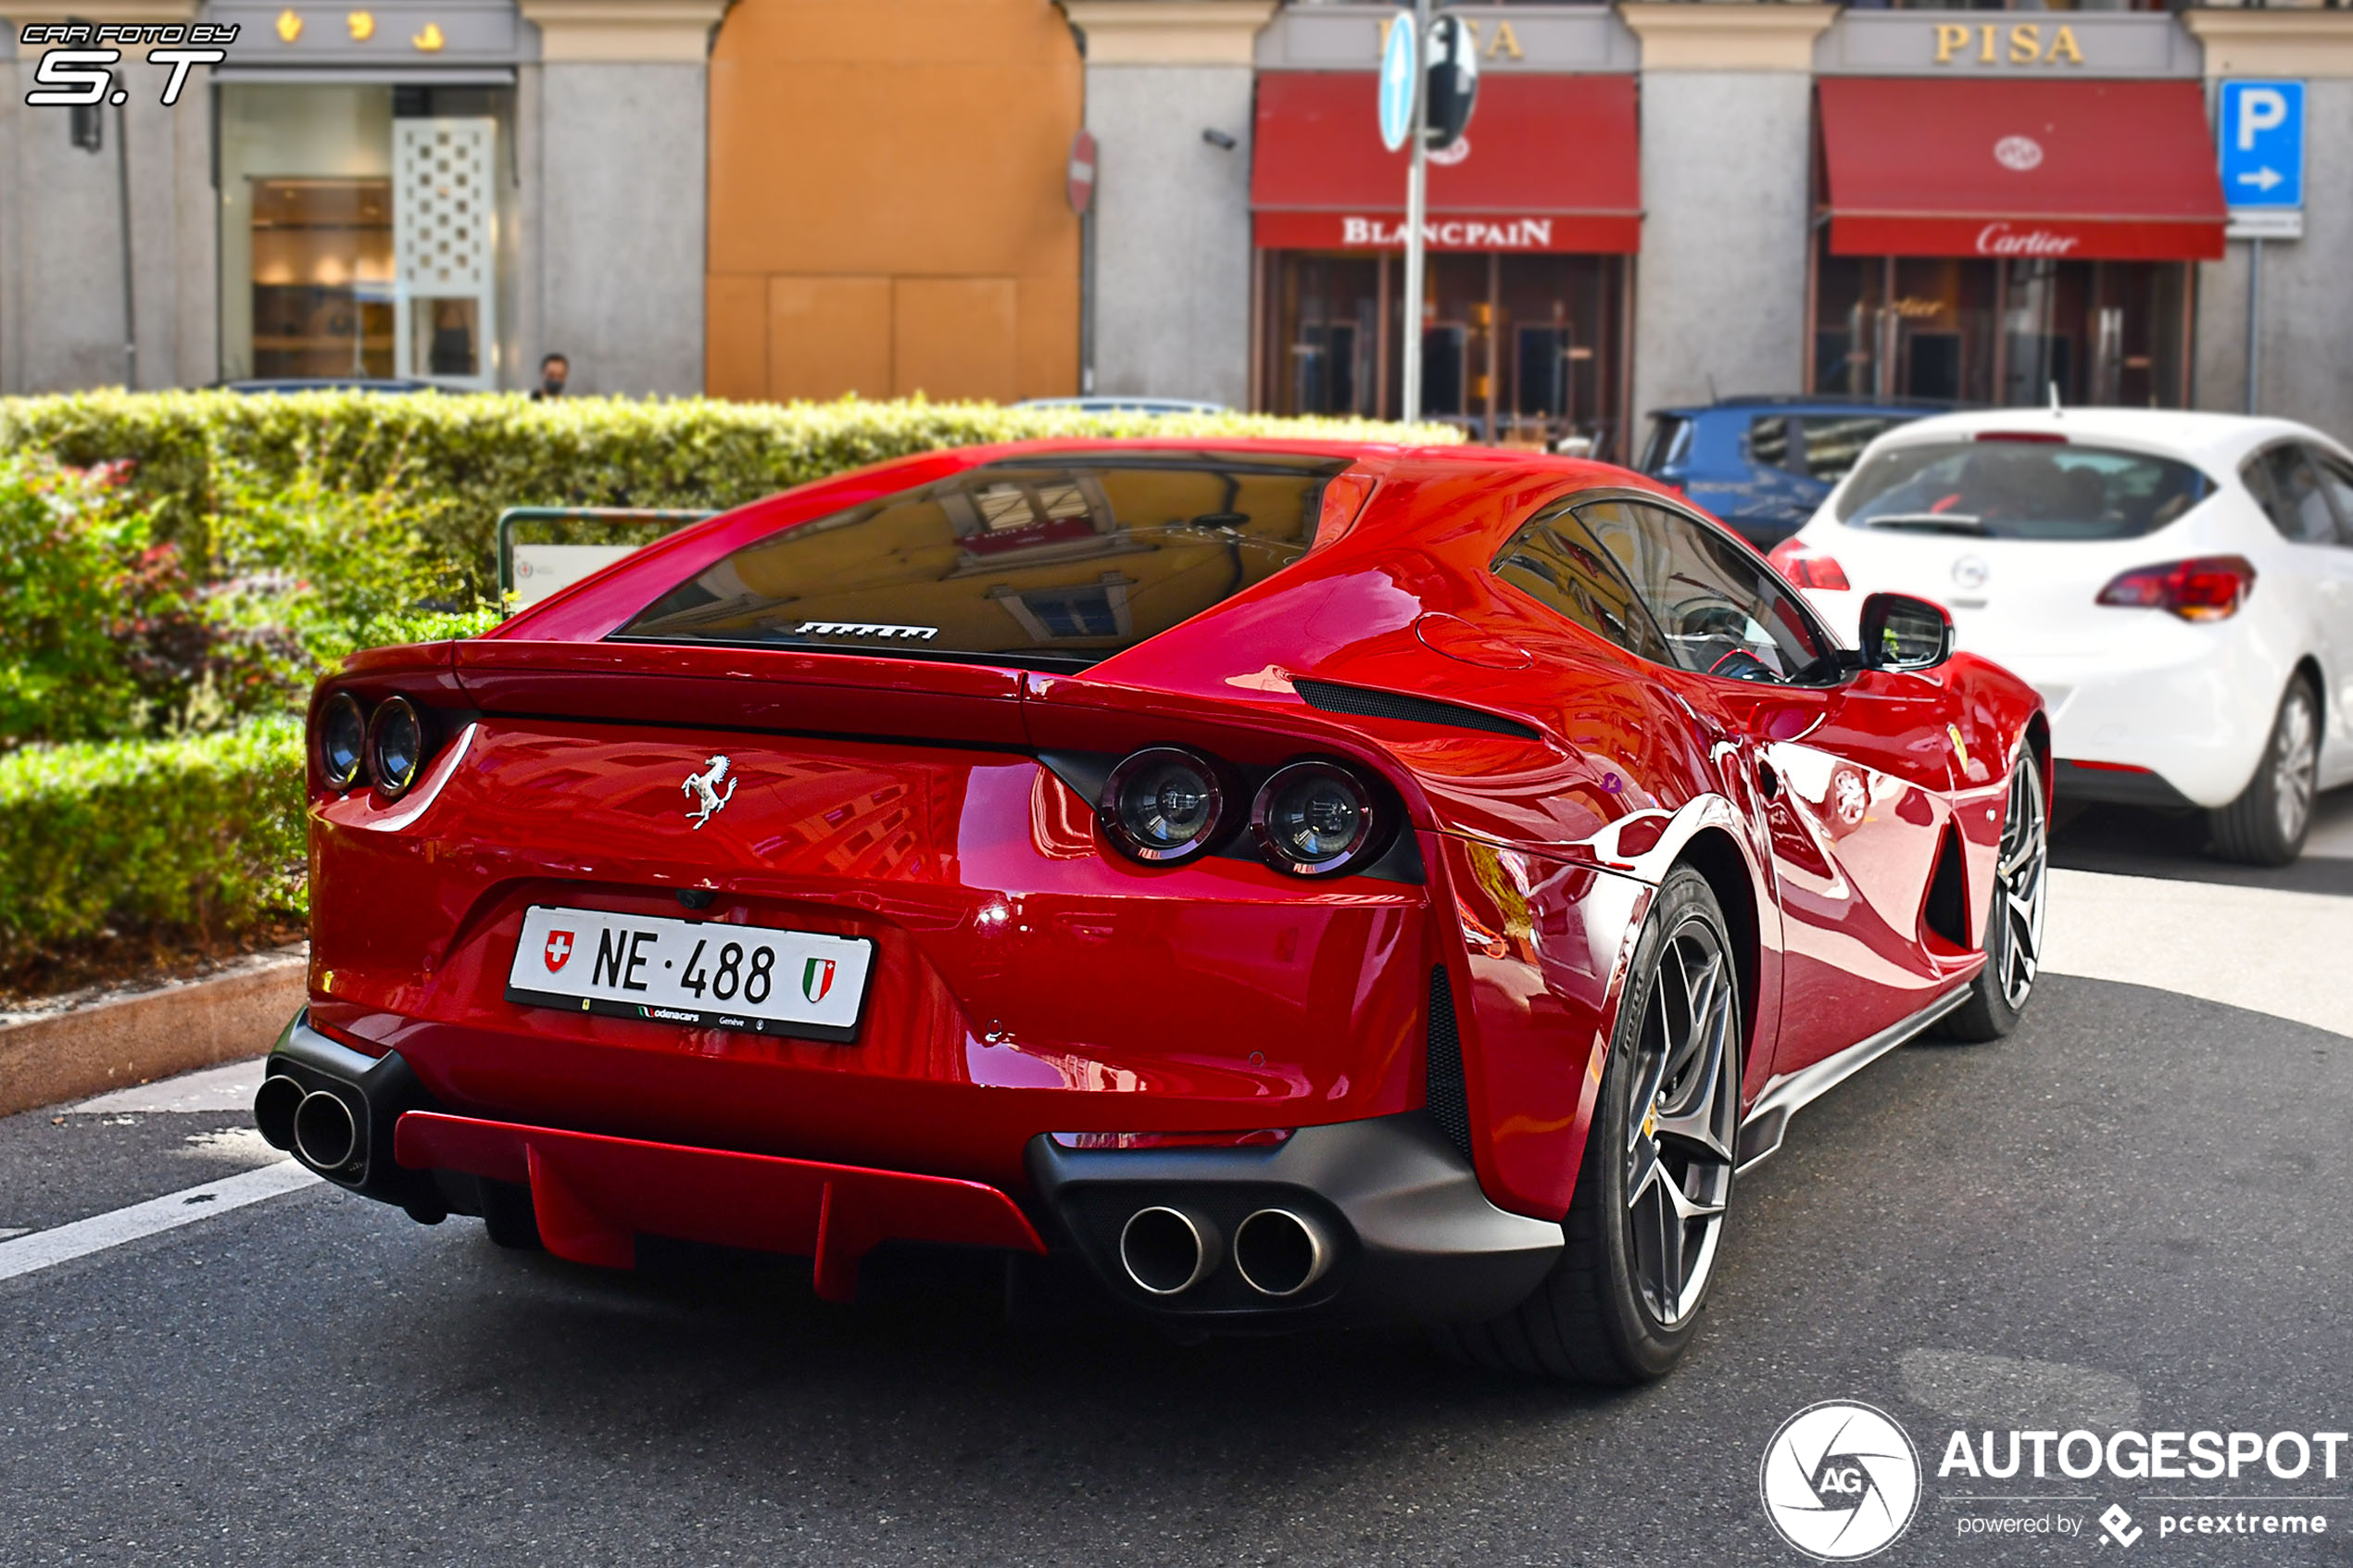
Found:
2218,80 -> 2304,211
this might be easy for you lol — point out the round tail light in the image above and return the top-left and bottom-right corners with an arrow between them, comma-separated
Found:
365,696 -> 433,798
1099,747 -> 1227,864
1252,760 -> 1379,877
319,692 -> 367,791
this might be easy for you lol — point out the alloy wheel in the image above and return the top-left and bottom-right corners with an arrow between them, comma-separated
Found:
1994,755 -> 2049,1012
2271,688 -> 2319,847
1623,922 -> 1740,1328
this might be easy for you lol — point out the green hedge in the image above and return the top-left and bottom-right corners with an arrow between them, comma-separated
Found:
0,391 -> 1460,597
0,718 -> 307,963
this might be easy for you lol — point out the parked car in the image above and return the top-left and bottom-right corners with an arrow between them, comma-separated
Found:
1015,396 -> 1229,417
1638,396 -> 1954,549
258,439 -> 2045,1384
222,378 -> 442,395
1769,408 -> 2353,865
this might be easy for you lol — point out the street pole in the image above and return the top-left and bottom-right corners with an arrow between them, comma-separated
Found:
2243,236 -> 2262,416
1080,202 -> 1096,396
1398,0 -> 1431,424
113,77 -> 136,388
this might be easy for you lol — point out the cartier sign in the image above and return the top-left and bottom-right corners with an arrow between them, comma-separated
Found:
1974,223 -> 2081,257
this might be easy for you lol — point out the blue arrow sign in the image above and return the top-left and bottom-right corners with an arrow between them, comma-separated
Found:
2219,80 -> 2304,211
1378,14 -> 1416,154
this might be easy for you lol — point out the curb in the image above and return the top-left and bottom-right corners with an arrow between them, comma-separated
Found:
0,954 -> 306,1119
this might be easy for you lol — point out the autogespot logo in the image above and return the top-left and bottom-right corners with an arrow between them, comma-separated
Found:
1762,1401 -> 1923,1561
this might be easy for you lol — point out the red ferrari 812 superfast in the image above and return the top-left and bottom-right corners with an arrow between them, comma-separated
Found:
257,440 -> 2047,1382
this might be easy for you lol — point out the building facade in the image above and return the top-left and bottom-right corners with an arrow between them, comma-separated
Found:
0,0 -> 723,395
1087,0 -> 2353,455
2,0 -> 2348,455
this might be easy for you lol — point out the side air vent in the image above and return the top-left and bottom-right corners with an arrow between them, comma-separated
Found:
1923,824 -> 1969,947
1293,679 -> 1540,740
1424,965 -> 1476,1167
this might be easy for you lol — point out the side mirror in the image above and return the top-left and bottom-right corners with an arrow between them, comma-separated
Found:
1858,592 -> 1954,671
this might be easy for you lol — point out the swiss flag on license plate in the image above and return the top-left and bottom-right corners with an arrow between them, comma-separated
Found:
544,931 -> 574,972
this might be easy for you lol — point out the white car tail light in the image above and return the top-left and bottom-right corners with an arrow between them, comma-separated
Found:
2094,556 -> 2257,622
1767,538 -> 1851,592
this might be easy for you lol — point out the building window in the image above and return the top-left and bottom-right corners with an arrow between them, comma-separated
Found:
1810,232 -> 2189,408
219,84 -> 513,388
990,573 -> 1136,643
1263,250 -> 1629,458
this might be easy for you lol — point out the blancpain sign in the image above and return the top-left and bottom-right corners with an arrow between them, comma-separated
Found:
1340,216 -> 1557,249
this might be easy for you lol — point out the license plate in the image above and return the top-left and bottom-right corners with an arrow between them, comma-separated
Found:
506,905 -> 875,1042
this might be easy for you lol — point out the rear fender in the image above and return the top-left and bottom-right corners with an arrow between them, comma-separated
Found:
1427,788 -> 1780,1223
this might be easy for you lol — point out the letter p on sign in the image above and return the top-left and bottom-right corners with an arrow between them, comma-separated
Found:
2238,86 -> 2287,151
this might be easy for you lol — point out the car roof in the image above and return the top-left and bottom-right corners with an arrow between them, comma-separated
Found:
223,377 -> 440,394
1013,396 -> 1229,415
1647,396 -> 1960,419
1851,406 -> 2342,468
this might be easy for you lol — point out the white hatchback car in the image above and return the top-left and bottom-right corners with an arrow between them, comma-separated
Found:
1768,408 -> 2353,865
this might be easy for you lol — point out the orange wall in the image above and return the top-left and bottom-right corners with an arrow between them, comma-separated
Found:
706,0 -> 1083,404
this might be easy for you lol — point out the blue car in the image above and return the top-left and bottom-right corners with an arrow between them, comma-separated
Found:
1635,396 -> 1953,549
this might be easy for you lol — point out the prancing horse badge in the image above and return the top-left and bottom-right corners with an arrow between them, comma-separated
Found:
682,755 -> 737,828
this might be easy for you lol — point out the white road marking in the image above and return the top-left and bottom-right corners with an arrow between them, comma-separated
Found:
2044,868 -> 2353,1039
71,1058 -> 266,1116
0,1228 -> 25,1241
0,1160 -> 319,1283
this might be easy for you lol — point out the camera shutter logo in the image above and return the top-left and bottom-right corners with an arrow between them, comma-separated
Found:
1759,1401 -> 1922,1561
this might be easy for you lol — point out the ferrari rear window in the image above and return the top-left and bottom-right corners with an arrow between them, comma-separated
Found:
1834,440 -> 2213,541
613,452 -> 1352,671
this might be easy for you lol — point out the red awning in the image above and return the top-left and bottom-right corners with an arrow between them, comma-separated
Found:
1252,72 -> 1641,254
1818,79 -> 2226,262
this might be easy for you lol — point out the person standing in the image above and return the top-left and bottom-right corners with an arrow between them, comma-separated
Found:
532,353 -> 570,399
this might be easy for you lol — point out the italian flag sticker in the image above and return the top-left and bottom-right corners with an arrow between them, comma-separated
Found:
802,957 -> 837,1004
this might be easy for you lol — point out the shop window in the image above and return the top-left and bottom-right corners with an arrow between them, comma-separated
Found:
219,84 -> 512,388
1515,328 -> 1566,418
1810,234 -> 2186,409
1265,249 -> 1628,458
1275,257 -> 1378,418
1421,325 -> 1469,418
248,179 -> 393,378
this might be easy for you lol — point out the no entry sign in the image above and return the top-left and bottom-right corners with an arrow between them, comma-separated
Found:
1068,129 -> 1097,216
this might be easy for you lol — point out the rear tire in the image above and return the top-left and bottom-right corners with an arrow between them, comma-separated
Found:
2208,678 -> 2320,868
1939,749 -> 2048,1044
480,1178 -> 543,1251
1433,867 -> 1741,1384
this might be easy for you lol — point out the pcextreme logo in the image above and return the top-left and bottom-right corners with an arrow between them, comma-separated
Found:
1761,1401 -> 1924,1561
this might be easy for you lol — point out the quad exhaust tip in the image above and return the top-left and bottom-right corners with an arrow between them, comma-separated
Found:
1117,1206 -> 1219,1296
291,1089 -> 359,1172
252,1073 -> 305,1152
1233,1209 -> 1330,1298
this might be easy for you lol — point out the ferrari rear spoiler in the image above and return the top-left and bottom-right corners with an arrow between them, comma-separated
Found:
449,639 -> 1031,749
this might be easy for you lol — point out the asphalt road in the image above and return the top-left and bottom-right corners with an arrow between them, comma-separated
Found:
3,797 -> 2348,1567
